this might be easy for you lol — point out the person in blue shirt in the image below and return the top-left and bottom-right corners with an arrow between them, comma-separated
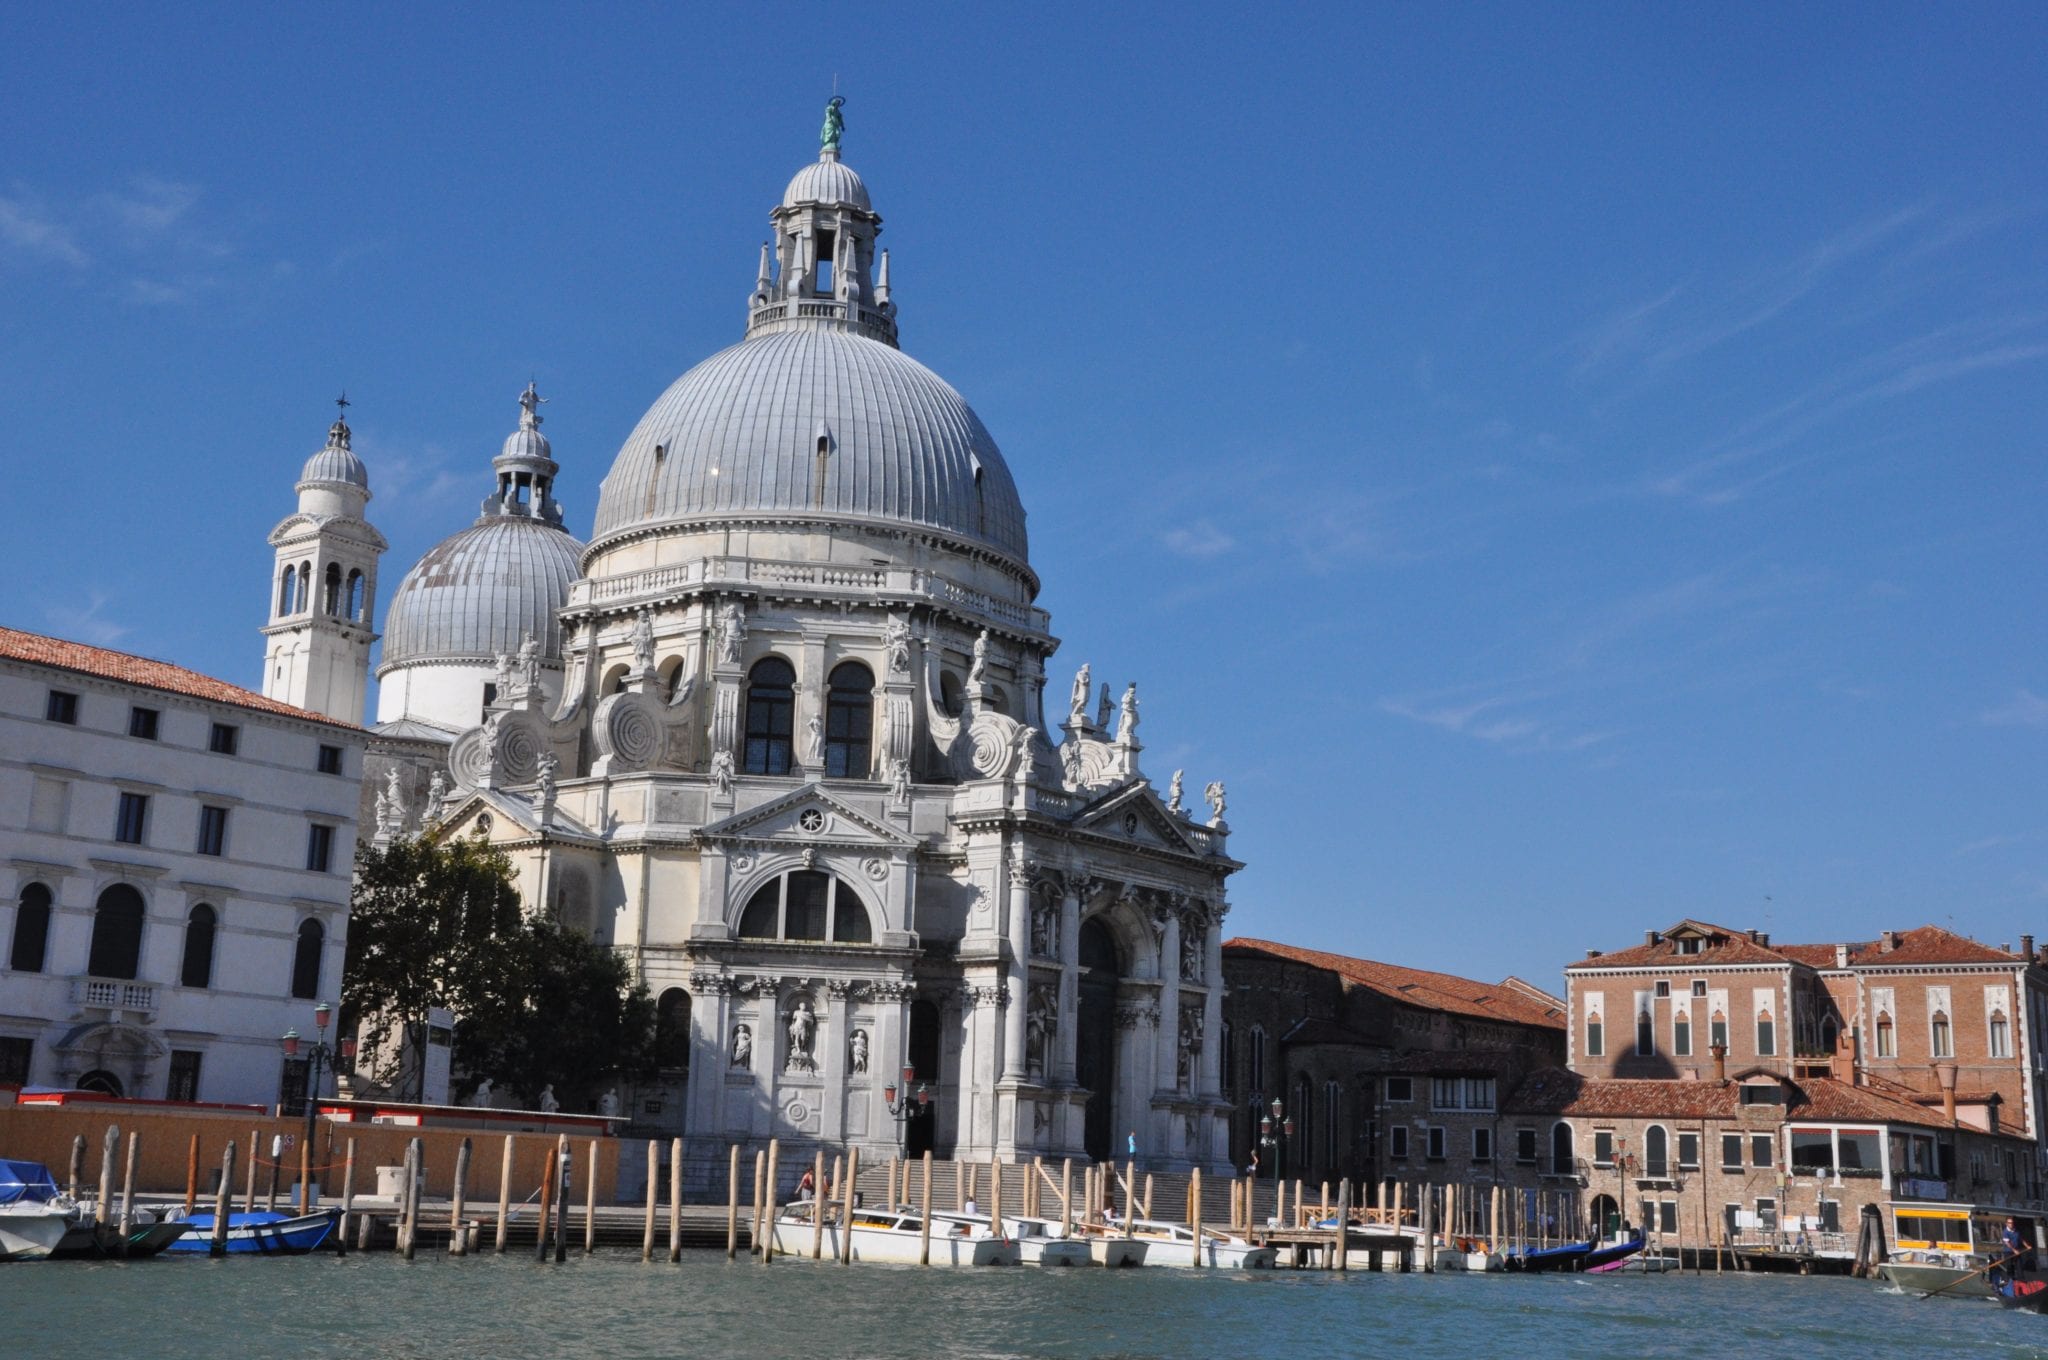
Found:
1127,1131 -> 1137,1158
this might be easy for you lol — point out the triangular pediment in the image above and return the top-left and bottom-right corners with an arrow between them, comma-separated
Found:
1072,780 -> 1203,856
697,783 -> 916,849
429,790 -> 598,846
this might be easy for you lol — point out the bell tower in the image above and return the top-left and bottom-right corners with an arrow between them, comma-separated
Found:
260,397 -> 387,723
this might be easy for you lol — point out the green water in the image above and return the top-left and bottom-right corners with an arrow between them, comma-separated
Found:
4,1253 -> 2045,1359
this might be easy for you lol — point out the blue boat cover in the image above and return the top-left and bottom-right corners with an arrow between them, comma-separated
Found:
0,1159 -> 62,1206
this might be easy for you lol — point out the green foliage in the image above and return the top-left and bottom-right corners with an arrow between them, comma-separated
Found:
345,835 -> 652,1106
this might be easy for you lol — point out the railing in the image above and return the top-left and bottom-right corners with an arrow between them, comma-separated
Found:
748,297 -> 897,341
569,556 -> 1053,633
72,977 -> 155,1011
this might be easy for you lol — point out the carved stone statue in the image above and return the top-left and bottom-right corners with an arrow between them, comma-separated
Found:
534,751 -> 558,810
1204,780 -> 1228,827
517,631 -> 542,692
427,769 -> 447,809
786,999 -> 817,1072
968,629 -> 989,686
599,1088 -> 620,1118
1026,989 -> 1055,1081
630,609 -> 656,675
1096,683 -> 1113,730
849,1029 -> 869,1074
1115,684 -> 1139,743
716,601 -> 746,665
1181,924 -> 1203,982
730,1023 -> 753,1070
537,1084 -> 560,1113
710,748 -> 736,798
1030,899 -> 1058,958
493,652 -> 514,699
1068,663 -> 1091,724
1012,726 -> 1036,781
802,715 -> 825,767
1167,769 -> 1184,815
888,756 -> 911,806
373,789 -> 390,835
884,613 -> 911,675
469,1078 -> 494,1108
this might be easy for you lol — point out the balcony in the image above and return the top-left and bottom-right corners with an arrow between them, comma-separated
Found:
566,556 -> 1053,633
71,976 -> 156,1016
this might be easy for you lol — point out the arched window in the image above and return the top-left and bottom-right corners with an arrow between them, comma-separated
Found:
10,882 -> 52,973
1550,1121 -> 1574,1176
1585,1008 -> 1604,1058
180,904 -> 217,989
654,988 -> 691,1072
1293,1074 -> 1314,1171
278,565 -> 297,617
1930,1009 -> 1952,1058
88,884 -> 145,980
291,919 -> 324,999
734,871 -> 872,944
1820,1016 -> 1839,1053
742,657 -> 795,775
1636,1007 -> 1654,1056
1710,1009 -> 1729,1050
1756,1007 -> 1776,1057
295,561 -> 311,613
1248,1025 -> 1265,1094
345,569 -> 366,622
322,562 -> 342,616
824,661 -> 874,778
1990,1010 -> 2012,1059
939,670 -> 964,718
1645,1125 -> 1669,1178
1673,1009 -> 1692,1057
1875,1011 -> 1895,1058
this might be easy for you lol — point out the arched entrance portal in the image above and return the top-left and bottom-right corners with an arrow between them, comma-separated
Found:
906,998 -> 940,1159
1078,917 -> 1121,1163
77,1069 -> 123,1097
1589,1193 -> 1621,1238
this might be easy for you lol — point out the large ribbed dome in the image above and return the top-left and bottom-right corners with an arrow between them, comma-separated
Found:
590,328 -> 1029,563
379,517 -> 583,669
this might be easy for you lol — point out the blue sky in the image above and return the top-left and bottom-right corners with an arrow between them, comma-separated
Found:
4,4 -> 2044,986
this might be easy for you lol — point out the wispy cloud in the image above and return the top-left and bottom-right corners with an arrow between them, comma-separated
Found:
1982,689 -> 2048,728
1956,831 -> 2037,857
0,185 -> 90,267
1379,691 -> 1614,754
1159,518 -> 1236,558
45,592 -> 130,647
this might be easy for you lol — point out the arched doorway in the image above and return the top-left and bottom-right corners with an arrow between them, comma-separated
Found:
77,1070 -> 123,1097
1078,917 -> 1121,1163
906,999 -> 940,1159
1590,1193 -> 1621,1238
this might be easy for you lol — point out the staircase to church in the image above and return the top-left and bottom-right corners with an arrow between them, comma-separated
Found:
850,1158 -> 1283,1227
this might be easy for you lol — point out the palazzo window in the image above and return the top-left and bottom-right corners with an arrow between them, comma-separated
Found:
10,882 -> 53,973
88,884 -> 145,980
823,661 -> 874,778
291,919 -> 324,999
1637,1008 -> 1654,1056
1710,1011 -> 1729,1050
743,657 -> 796,775
1931,1011 -> 1952,1059
1756,1008 -> 1776,1057
1990,1011 -> 2012,1059
1674,1010 -> 1692,1056
735,870 -> 872,944
1875,1011 -> 1895,1058
1585,1011 -> 1604,1058
180,904 -> 217,989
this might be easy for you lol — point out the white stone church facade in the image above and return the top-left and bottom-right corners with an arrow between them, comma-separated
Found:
264,108 -> 1242,1180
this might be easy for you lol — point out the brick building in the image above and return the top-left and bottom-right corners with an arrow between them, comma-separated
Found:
1220,938 -> 1565,1192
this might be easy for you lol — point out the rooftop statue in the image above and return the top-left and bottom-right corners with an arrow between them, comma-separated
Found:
821,95 -> 846,154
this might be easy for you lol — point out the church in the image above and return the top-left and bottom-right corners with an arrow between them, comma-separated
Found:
258,102 -> 1243,1186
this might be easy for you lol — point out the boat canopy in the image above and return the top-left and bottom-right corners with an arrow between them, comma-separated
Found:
0,1160 -> 61,1205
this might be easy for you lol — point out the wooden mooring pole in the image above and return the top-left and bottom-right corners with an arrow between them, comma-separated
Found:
337,1138 -> 356,1258
670,1138 -> 685,1263
553,1134 -> 571,1264
837,1146 -> 859,1265
810,1150 -> 827,1261
585,1139 -> 600,1256
725,1145 -> 741,1259
94,1123 -> 118,1228
1190,1166 -> 1205,1269
496,1135 -> 515,1254
184,1133 -> 199,1216
211,1142 -> 235,1256
68,1134 -> 86,1200
643,1140 -> 659,1261
919,1151 -> 934,1266
534,1141 -> 555,1263
117,1130 -> 140,1257
449,1138 -> 473,1256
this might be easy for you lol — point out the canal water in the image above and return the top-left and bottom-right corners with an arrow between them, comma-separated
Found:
5,1253 -> 2045,1359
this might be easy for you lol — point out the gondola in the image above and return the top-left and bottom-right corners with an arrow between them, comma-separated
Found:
1504,1229 -> 1645,1274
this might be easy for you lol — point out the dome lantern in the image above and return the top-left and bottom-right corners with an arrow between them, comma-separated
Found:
484,382 -> 566,527
747,98 -> 898,348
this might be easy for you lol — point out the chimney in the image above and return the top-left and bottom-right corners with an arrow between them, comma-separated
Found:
1645,930 -> 1660,947
1758,932 -> 1769,948
1935,1061 -> 1959,1124
1586,948 -> 1601,959
1881,930 -> 1900,953
1711,1043 -> 1728,1083
1834,944 -> 1849,969
2023,934 -> 2035,961
1748,928 -> 1761,943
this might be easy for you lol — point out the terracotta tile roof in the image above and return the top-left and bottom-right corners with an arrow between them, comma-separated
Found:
1773,942 -> 1861,968
1852,926 -> 2022,966
1568,919 -> 1791,970
1506,1068 -> 1954,1130
1224,938 -> 1567,1031
0,625 -> 359,731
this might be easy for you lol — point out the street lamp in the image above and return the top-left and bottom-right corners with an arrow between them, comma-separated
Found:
1258,1096 -> 1295,1205
280,1002 -> 357,1211
882,1066 -> 932,1123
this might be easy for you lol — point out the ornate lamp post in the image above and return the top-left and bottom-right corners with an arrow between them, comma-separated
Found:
882,1066 -> 932,1124
1258,1096 -> 1295,1196
280,1002 -> 356,1198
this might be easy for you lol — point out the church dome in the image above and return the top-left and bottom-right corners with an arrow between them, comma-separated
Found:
378,386 -> 583,672
300,417 -> 369,490
589,327 -> 1029,563
379,517 -> 582,669
783,154 -> 870,211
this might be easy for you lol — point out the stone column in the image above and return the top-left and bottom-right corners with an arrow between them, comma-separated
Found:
1056,881 -> 1081,1084
1201,914 -> 1224,1097
821,982 -> 851,1146
1155,910 -> 1181,1100
1002,847 -> 1031,1081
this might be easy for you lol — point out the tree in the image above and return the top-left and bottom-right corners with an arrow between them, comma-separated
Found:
344,835 -> 524,1101
344,834 -> 654,1107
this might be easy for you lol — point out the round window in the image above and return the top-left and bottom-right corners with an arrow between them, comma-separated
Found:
798,809 -> 826,834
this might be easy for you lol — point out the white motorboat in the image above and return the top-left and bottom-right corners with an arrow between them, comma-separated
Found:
1058,1225 -> 1150,1267
1433,1243 -> 1505,1272
1127,1217 -> 1276,1269
0,1160 -> 90,1262
941,1212 -> 1093,1267
769,1201 -> 1019,1266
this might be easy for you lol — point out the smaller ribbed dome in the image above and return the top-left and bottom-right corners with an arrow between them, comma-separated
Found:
378,518 -> 583,669
301,418 -> 369,489
783,152 -> 870,211
500,425 -> 552,463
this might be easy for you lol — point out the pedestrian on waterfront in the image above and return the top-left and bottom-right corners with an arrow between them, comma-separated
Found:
1126,1131 -> 1137,1158
797,1168 -> 816,1202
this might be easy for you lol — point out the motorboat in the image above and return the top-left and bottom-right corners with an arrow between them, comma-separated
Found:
0,1160 -> 90,1262
50,1205 -> 193,1259
1058,1222 -> 1149,1267
1876,1202 -> 2036,1300
162,1209 -> 338,1254
1434,1238 -> 1506,1272
1126,1217 -> 1275,1269
931,1211 -> 1093,1267
768,1201 -> 1019,1266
